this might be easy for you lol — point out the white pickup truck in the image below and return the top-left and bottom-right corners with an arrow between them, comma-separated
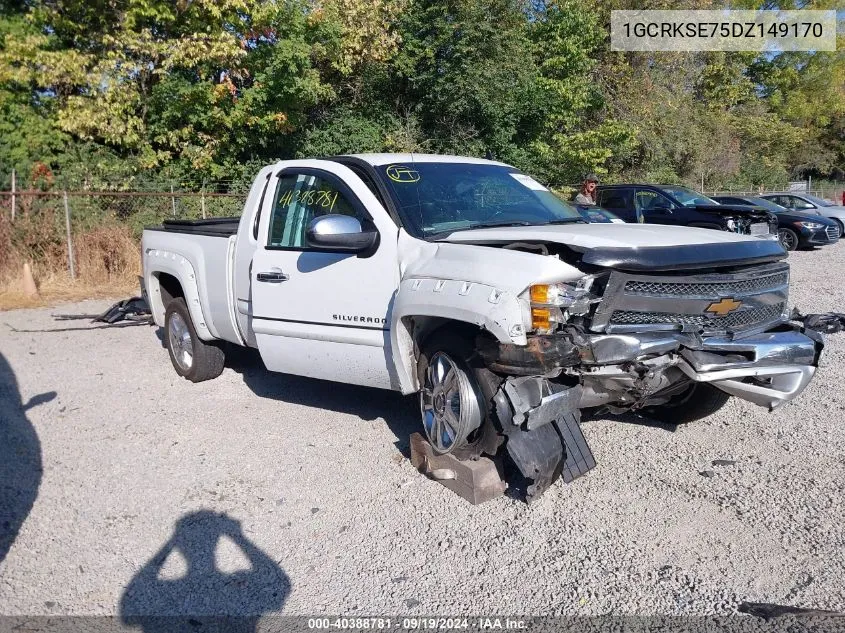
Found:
142,154 -> 824,499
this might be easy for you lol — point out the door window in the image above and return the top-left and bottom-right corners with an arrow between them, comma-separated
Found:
788,196 -> 815,210
267,172 -> 369,248
596,189 -> 632,212
635,190 -> 673,215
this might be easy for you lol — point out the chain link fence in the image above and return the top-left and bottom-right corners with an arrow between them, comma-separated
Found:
2,178 -> 844,285
0,189 -> 245,283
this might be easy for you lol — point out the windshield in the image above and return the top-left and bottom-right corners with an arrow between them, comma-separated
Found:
375,162 -> 582,238
747,197 -> 788,213
658,185 -> 719,207
803,193 -> 834,207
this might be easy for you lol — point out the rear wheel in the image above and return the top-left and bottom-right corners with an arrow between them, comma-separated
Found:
641,382 -> 730,425
417,333 -> 501,459
165,298 -> 225,383
777,228 -> 799,251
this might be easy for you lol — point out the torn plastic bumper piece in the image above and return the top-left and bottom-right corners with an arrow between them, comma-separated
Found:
493,378 -> 596,501
503,376 -> 582,430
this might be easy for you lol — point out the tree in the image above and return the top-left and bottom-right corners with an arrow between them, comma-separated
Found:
392,0 -> 540,160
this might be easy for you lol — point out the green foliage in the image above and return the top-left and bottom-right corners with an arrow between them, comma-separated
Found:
0,0 -> 842,191
392,0 -> 540,158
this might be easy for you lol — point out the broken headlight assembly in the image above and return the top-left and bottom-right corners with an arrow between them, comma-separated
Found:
524,276 -> 602,334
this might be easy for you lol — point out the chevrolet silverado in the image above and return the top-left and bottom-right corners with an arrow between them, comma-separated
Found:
141,155 -> 824,499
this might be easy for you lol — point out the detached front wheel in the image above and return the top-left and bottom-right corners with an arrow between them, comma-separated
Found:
164,298 -> 225,383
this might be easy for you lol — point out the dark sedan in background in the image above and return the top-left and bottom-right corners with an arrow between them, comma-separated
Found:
594,184 -> 777,237
713,195 -> 840,251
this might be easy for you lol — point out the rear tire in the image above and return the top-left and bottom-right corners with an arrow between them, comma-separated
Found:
164,298 -> 225,383
417,332 -> 502,460
641,383 -> 730,425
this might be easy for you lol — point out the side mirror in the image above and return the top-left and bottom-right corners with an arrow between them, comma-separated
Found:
305,215 -> 379,253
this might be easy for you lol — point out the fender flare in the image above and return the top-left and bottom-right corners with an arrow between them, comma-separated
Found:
390,277 -> 528,395
145,249 -> 215,341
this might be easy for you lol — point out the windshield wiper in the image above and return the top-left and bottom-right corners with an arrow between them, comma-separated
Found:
545,218 -> 586,225
474,221 -> 539,229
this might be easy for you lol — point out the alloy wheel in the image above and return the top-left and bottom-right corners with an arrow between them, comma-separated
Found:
168,312 -> 194,372
420,352 -> 481,454
778,229 -> 797,251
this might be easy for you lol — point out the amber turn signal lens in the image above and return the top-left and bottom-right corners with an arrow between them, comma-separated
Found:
531,307 -> 551,331
530,284 -> 549,304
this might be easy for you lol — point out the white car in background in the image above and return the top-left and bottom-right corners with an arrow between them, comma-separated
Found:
761,193 -> 845,235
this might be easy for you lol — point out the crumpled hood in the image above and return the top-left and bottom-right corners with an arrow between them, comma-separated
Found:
442,222 -> 759,248
440,223 -> 787,272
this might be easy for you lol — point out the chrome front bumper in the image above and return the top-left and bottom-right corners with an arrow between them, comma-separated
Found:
677,328 -> 824,410
582,326 -> 824,411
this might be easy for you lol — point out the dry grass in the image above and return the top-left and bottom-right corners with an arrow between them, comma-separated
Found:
0,220 -> 142,311
0,275 -> 140,311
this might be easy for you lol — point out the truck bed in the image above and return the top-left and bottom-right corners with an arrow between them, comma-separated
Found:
149,217 -> 241,238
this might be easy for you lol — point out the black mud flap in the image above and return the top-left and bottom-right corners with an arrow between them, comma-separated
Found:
495,390 -> 596,501
503,422 -> 563,502
556,411 -> 597,484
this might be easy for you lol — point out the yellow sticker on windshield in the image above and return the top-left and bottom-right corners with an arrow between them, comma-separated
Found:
386,165 -> 420,183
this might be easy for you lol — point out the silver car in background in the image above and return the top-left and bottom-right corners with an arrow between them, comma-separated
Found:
761,193 -> 845,236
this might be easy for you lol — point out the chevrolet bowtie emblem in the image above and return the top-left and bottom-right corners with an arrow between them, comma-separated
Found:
706,297 -> 743,316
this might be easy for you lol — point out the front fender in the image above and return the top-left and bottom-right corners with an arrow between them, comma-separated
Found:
390,277 -> 528,394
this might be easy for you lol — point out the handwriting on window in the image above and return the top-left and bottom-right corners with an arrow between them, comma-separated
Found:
279,188 -> 339,211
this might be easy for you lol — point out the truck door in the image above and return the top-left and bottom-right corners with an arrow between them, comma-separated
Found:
250,164 -> 400,390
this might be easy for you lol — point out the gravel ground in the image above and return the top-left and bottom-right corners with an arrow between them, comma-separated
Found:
1,247 -> 844,619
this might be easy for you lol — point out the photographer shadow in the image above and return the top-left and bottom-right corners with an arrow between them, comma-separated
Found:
0,352 -> 54,564
120,510 -> 290,633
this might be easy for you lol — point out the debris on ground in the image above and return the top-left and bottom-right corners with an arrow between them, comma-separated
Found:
94,297 -> 151,324
792,308 -> 845,334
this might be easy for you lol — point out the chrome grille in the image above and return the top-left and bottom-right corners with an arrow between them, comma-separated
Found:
826,225 -> 839,241
591,263 -> 790,334
624,272 -> 788,298
610,303 -> 786,331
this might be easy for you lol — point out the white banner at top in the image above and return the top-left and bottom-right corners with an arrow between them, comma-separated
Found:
610,10 -> 837,52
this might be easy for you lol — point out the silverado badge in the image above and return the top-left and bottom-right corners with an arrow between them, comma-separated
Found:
706,297 -> 743,317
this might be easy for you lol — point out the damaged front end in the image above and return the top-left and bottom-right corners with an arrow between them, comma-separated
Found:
476,261 -> 824,501
695,205 -> 778,238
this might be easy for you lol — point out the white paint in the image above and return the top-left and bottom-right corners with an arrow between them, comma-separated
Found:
249,160 -> 400,390
509,173 -> 548,191
142,153 -> 768,396
444,221 -> 760,248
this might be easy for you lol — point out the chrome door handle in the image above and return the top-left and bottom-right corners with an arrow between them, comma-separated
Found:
256,271 -> 289,283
